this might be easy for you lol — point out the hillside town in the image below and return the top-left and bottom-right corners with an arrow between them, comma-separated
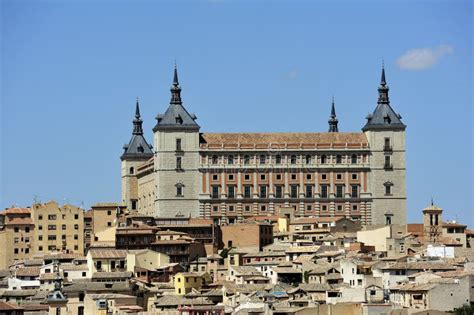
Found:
0,200 -> 472,315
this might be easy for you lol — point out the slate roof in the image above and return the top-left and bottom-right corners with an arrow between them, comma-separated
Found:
121,100 -> 153,161
362,67 -> 405,132
153,67 -> 200,132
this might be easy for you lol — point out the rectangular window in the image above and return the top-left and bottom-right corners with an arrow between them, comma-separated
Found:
228,205 -> 235,212
290,185 -> 298,198
260,174 -> 266,180
351,185 -> 359,198
228,174 -> 234,181
211,186 -> 220,199
38,235 -> 43,241
275,155 -> 281,164
337,205 -> 343,211
48,225 -> 56,230
131,199 -> 137,210
228,186 -> 235,198
176,138 -> 182,151
320,185 -> 328,198
244,186 -> 252,198
385,185 -> 392,195
260,205 -> 267,212
275,186 -> 283,198
384,137 -> 391,150
352,205 -> 358,211
228,155 -> 234,164
305,185 -> 313,198
212,206 -> 219,212
352,173 -> 358,180
74,214 -> 79,220
245,205 -> 251,212
176,186 -> 183,196
176,156 -> 182,169
260,185 -> 267,198
306,174 -> 312,180
244,174 -> 250,181
48,214 -> 57,220
74,224 -> 79,230
336,173 -> 343,180
321,174 -> 327,180
38,215 -> 43,220
336,185 -> 344,198
260,155 -> 266,164
62,224 -> 66,230
48,235 -> 57,241
384,156 -> 392,168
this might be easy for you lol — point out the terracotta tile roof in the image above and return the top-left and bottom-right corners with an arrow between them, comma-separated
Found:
6,217 -> 34,225
89,249 -> 127,259
39,273 -> 61,280
0,301 -> 25,310
442,221 -> 467,228
3,208 -> 31,215
465,229 -> 474,235
60,263 -> 89,271
44,253 -> 84,260
92,271 -> 132,279
200,132 -> 368,149
15,267 -> 40,277
407,224 -> 423,233
381,261 -> 456,271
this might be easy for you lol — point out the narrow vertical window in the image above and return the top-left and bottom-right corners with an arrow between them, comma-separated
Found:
176,138 -> 182,151
176,157 -> 182,170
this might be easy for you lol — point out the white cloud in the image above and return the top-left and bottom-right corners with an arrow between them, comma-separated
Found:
284,69 -> 298,80
396,45 -> 453,70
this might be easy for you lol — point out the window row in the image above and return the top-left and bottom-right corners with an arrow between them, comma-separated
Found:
207,154 -> 363,165
37,234 -> 79,241
38,214 -> 80,220
211,203 -> 361,212
210,172 -> 361,181
211,184 -> 360,198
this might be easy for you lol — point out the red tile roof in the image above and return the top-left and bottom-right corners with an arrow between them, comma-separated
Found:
3,208 -> 31,215
6,218 -> 34,225
15,267 -> 40,277
200,132 -> 368,149
89,249 -> 127,259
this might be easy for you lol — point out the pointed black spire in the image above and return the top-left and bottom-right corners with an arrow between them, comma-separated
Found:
328,96 -> 339,132
170,64 -> 182,105
133,98 -> 144,135
362,64 -> 406,132
377,63 -> 389,104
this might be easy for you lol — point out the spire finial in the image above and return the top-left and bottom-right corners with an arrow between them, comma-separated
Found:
173,62 -> 179,86
431,197 -> 434,206
377,64 -> 389,104
135,97 -> 140,118
170,63 -> 182,105
132,98 -> 143,135
328,97 -> 339,132
380,61 -> 387,87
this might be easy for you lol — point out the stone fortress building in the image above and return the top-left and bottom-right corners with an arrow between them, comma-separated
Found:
121,65 -> 406,226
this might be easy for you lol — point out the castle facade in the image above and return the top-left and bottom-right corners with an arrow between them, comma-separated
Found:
121,66 -> 406,226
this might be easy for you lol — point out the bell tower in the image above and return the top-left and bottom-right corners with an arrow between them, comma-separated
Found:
121,99 -> 153,212
422,202 -> 443,244
363,65 -> 407,225
152,65 -> 201,217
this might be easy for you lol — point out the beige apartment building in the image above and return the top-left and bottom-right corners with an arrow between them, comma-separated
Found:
31,201 -> 84,255
0,208 -> 34,269
121,66 -> 407,226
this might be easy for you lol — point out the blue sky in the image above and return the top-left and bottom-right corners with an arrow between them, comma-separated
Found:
1,0 -> 472,226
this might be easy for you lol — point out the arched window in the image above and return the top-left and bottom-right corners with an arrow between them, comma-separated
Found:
275,155 -> 282,164
211,155 -> 218,164
244,155 -> 250,165
260,155 -> 266,164
129,167 -> 134,175
228,155 -> 234,165
290,155 -> 297,164
321,155 -> 327,164
305,155 -> 311,164
336,154 -> 342,164
351,154 -> 357,164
